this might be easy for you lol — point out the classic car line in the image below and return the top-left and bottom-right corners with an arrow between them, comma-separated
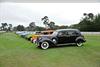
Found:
16,29 -> 86,49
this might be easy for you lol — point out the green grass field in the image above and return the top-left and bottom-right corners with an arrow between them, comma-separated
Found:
0,33 -> 100,67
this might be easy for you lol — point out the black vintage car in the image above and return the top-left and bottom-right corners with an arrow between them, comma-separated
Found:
37,29 -> 86,49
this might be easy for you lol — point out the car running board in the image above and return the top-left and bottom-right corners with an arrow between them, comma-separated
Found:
56,43 -> 76,46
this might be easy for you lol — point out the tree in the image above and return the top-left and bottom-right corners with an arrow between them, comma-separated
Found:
16,25 -> 25,31
41,16 -> 57,30
69,24 -> 79,29
0,27 -> 2,31
41,16 -> 49,29
93,14 -> 100,31
1,23 -> 8,31
48,21 -> 55,29
29,22 -> 36,27
7,24 -> 12,31
35,26 -> 45,31
59,25 -> 68,29
29,22 -> 36,31
88,13 -> 94,20
25,26 -> 30,31
83,13 -> 94,22
78,13 -> 95,31
13,27 -> 17,31
70,13 -> 100,31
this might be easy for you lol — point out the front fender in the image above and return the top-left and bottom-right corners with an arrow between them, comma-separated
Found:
38,38 -> 55,45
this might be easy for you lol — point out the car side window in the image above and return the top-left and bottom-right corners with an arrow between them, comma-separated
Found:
74,31 -> 80,35
58,31 -> 68,36
68,31 -> 77,36
58,32 -> 63,36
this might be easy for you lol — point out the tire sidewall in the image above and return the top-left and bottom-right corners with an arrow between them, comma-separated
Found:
40,41 -> 49,49
77,42 -> 83,47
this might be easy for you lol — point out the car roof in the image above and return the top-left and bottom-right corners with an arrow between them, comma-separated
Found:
56,29 -> 80,32
41,30 -> 54,33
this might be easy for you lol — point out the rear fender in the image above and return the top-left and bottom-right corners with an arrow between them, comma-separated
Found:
75,37 -> 86,43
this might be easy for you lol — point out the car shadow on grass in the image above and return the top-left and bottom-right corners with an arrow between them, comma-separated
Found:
36,44 -> 84,50
49,44 -> 84,49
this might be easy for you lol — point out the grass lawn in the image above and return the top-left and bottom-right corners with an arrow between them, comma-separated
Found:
0,33 -> 100,67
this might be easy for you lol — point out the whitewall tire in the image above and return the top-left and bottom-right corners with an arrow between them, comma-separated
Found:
77,42 -> 83,47
40,41 -> 49,49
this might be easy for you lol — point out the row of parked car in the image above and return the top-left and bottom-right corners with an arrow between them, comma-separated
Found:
16,30 -> 53,42
16,29 -> 86,49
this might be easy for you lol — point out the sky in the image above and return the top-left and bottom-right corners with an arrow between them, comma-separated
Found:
0,3 -> 100,27
0,0 -> 100,3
